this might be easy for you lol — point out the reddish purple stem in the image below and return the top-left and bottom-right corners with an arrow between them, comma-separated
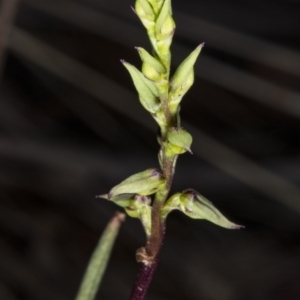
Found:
129,261 -> 159,300
129,224 -> 166,300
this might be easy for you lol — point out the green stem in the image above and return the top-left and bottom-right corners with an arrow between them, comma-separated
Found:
75,212 -> 125,300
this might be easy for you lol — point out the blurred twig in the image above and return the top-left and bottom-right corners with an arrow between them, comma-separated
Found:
0,0 -> 19,79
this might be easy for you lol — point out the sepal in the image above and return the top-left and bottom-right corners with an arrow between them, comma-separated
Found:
169,70 -> 194,113
135,0 -> 155,22
170,44 -> 203,92
108,168 -> 165,198
121,60 -> 160,113
179,189 -> 243,229
97,193 -> 135,208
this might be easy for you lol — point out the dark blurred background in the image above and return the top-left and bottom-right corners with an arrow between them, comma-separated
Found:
1,0 -> 300,299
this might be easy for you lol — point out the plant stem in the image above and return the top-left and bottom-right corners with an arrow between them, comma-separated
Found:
129,150 -> 177,300
128,225 -> 165,300
129,2 -> 178,294
128,207 -> 166,300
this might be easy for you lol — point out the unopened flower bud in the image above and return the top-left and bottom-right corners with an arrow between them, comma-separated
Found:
132,195 -> 152,236
135,0 -> 155,23
155,0 -> 175,41
124,194 -> 150,216
154,0 -> 175,67
161,192 -> 181,219
147,0 -> 163,14
136,47 -> 166,81
135,0 -> 157,50
167,127 -> 193,154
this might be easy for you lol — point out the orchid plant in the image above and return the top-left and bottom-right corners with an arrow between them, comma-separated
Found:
76,1 -> 242,300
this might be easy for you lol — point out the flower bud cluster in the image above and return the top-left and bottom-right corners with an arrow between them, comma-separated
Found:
122,0 -> 204,133
135,0 -> 175,68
